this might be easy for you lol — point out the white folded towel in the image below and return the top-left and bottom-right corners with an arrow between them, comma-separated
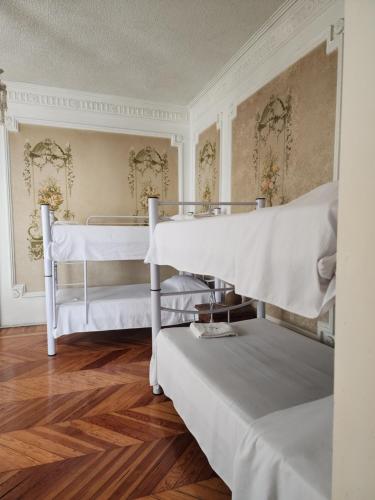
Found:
190,322 -> 237,339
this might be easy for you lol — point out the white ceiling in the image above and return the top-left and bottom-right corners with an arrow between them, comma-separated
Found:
1,0 -> 285,105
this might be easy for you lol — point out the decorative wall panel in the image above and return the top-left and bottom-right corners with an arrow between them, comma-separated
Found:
232,43 -> 338,332
23,139 -> 75,260
128,147 -> 170,215
10,125 -> 178,292
195,123 -> 220,206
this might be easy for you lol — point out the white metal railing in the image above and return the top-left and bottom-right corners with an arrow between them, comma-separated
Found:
86,214 -> 148,225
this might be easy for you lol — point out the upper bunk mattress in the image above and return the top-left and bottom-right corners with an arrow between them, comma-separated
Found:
49,224 -> 149,261
146,182 -> 338,318
156,318 -> 333,489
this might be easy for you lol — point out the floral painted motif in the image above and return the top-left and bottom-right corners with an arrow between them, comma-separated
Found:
128,146 -> 169,215
252,94 -> 292,205
23,139 -> 75,260
37,178 -> 64,211
260,149 -> 280,206
197,140 -> 217,210
139,182 -> 160,213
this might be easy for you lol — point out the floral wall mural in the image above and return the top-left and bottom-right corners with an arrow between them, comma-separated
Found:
232,43 -> 338,333
23,139 -> 75,260
10,125 -> 178,292
253,94 -> 292,206
195,123 -> 220,206
128,146 -> 170,215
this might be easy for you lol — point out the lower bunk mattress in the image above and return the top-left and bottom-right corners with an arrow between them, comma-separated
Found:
156,318 -> 334,500
54,275 -> 210,338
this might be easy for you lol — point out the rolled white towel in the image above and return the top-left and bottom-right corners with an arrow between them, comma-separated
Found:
190,322 -> 237,339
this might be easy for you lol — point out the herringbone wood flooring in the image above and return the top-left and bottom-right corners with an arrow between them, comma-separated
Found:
0,326 -> 231,499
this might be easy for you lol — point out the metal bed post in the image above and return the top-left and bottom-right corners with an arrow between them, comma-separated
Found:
256,197 -> 266,319
148,196 -> 163,395
41,204 -> 56,356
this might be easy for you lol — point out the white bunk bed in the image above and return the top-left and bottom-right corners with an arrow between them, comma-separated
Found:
145,182 -> 338,500
40,207 -> 212,356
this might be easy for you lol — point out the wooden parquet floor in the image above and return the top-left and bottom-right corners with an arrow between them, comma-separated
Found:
0,326 -> 231,499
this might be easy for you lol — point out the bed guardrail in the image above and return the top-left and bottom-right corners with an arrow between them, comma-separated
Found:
85,215 -> 149,225
148,197 -> 266,395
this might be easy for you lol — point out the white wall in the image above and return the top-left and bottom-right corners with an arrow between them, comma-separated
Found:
332,1 -> 375,498
0,84 -> 190,326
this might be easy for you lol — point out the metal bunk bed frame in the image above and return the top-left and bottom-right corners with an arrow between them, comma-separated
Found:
41,206 -> 151,356
148,196 -> 266,395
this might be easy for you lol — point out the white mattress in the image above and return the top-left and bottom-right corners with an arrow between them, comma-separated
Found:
233,396 -> 333,500
156,319 -> 333,491
49,224 -> 149,261
146,182 -> 338,318
54,275 -> 211,337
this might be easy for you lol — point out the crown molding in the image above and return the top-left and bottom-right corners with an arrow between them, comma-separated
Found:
190,0 -> 337,118
5,115 -> 19,132
171,133 -> 184,146
7,82 -> 189,124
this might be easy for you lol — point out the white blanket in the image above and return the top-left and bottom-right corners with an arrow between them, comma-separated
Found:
145,182 -> 338,318
156,319 -> 333,488
232,396 -> 333,500
54,275 -> 210,337
49,224 -> 149,261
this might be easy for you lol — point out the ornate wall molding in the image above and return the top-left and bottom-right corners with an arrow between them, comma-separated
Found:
7,85 -> 189,124
216,112 -> 223,130
327,17 -> 344,53
5,115 -> 19,132
171,134 -> 184,146
12,283 -> 25,298
191,0 -> 338,121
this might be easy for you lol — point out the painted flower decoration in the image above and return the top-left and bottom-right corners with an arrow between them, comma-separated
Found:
140,183 -> 160,212
37,178 -> 64,211
260,149 -> 280,206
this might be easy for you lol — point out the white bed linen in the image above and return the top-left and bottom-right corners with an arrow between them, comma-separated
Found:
232,396 -> 333,500
49,224 -> 149,261
156,319 -> 333,489
146,182 -> 338,318
54,275 -> 210,337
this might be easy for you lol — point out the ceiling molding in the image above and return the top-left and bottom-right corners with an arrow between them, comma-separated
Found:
7,83 -> 189,124
190,0 -> 336,114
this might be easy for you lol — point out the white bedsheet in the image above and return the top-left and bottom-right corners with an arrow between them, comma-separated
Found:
156,318 -> 333,489
54,275 -> 210,337
146,182 -> 338,318
232,396 -> 333,500
49,224 -> 149,261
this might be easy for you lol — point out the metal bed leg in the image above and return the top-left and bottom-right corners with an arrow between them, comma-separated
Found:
152,385 -> 163,395
84,260 -> 88,324
41,204 -> 56,356
149,196 -> 163,395
257,301 -> 265,319
256,197 -> 266,320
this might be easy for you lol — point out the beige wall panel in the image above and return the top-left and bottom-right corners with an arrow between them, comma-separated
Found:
232,43 -> 337,333
9,125 -> 178,292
